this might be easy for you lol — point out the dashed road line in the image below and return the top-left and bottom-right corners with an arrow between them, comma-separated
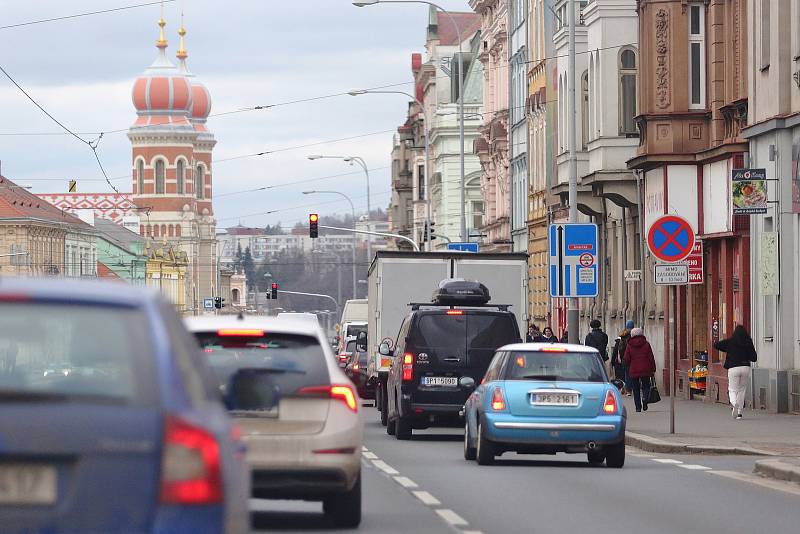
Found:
393,476 -> 419,488
652,458 -> 684,464
413,490 -> 442,506
678,464 -> 712,470
363,451 -> 378,460
436,509 -> 469,526
371,460 -> 400,475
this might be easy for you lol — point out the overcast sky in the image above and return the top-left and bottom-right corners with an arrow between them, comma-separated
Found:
0,0 -> 472,229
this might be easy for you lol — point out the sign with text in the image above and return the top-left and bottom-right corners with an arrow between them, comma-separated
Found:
684,241 -> 703,285
654,264 -> 689,285
548,223 -> 598,298
760,232 -> 779,295
731,168 -> 767,214
624,270 -> 642,282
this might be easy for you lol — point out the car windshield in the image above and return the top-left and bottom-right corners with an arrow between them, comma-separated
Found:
194,332 -> 329,406
503,351 -> 607,383
0,302 -> 152,403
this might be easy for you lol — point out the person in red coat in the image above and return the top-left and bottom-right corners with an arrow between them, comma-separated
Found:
623,328 -> 657,412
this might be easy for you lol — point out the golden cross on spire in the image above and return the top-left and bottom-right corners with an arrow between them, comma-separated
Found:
156,0 -> 167,49
176,11 -> 187,59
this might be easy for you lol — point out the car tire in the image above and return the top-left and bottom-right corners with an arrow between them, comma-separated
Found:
386,414 -> 396,435
587,450 -> 605,465
476,416 -> 495,465
463,418 -> 477,461
395,415 -> 412,440
379,387 -> 388,426
605,440 -> 625,468
324,472 -> 362,528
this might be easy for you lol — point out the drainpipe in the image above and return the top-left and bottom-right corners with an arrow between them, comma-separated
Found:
621,206 -> 629,324
636,170 -> 647,327
601,197 -> 609,326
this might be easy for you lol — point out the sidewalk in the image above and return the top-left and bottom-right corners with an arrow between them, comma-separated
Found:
622,396 -> 800,457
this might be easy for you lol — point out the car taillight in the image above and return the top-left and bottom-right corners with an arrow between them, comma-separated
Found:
298,385 -> 358,413
490,387 -> 506,411
402,353 -> 414,382
603,390 -> 618,414
159,416 -> 222,505
352,362 -> 359,370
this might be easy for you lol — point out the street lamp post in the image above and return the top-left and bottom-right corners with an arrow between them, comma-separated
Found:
348,89 -> 431,250
307,154 -> 372,262
302,190 -> 358,300
353,0 -> 467,242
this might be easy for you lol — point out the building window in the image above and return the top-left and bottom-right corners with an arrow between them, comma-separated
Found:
405,199 -> 413,228
760,0 -> 770,69
581,71 -> 589,150
472,200 -> 484,230
137,159 -> 144,194
176,159 -> 185,194
619,48 -> 638,135
418,164 -> 425,200
688,3 -> 706,109
155,159 -> 165,194
195,165 -> 204,199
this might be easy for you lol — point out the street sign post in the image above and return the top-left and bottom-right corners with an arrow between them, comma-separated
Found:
548,223 -> 599,298
654,264 -> 689,285
447,242 -> 479,253
203,298 -> 214,310
647,215 -> 695,263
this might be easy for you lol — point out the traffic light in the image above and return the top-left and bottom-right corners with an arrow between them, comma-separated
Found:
214,297 -> 225,309
429,220 -> 437,241
271,282 -> 278,300
309,213 -> 319,238
423,220 -> 437,242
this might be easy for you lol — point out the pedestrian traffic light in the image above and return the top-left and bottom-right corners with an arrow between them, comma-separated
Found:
271,282 -> 278,300
214,297 -> 225,309
309,213 -> 319,238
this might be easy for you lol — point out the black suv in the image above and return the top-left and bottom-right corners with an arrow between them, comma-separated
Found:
384,280 -> 521,440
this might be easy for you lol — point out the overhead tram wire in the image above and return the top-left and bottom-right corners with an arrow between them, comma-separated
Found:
0,1 -> 177,31
216,190 -> 391,223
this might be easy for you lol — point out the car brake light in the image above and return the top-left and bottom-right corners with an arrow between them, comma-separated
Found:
603,390 -> 617,414
540,347 -> 568,353
446,310 -> 464,315
217,329 -> 264,337
298,385 -> 358,413
352,363 -> 359,370
490,387 -> 506,411
159,416 -> 222,505
402,353 -> 414,382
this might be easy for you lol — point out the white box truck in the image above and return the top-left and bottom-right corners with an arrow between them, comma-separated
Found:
367,251 -> 528,425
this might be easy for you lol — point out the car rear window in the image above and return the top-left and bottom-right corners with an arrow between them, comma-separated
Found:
409,313 -> 518,350
0,302 -> 154,404
467,315 -> 518,348
503,351 -> 607,383
346,325 -> 366,339
194,332 -> 330,399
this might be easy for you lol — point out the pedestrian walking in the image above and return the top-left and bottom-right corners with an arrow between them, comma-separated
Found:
623,328 -> 657,413
560,330 -> 569,343
584,319 -> 609,363
539,326 -> 558,343
526,324 -> 540,342
714,324 -> 758,419
611,320 -> 634,395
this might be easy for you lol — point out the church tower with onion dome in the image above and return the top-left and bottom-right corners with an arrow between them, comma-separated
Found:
128,11 -> 217,313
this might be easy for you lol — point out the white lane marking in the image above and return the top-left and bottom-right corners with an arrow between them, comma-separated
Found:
413,490 -> 441,506
363,451 -> 378,459
436,509 -> 469,526
393,476 -> 419,489
652,458 -> 684,464
371,460 -> 400,475
710,471 -> 800,497
678,464 -> 712,470
462,531 -> 484,534
362,446 -> 369,452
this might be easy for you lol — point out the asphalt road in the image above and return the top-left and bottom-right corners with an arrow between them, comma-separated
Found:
252,407 -> 800,533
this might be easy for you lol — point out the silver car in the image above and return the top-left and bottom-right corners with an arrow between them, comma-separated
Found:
185,315 -> 363,527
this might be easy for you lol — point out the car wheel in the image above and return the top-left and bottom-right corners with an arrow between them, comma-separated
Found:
463,418 -> 477,461
323,472 -> 362,528
395,415 -> 412,440
386,413 -> 396,435
605,440 -> 625,468
476,416 -> 495,465
587,449 -> 605,465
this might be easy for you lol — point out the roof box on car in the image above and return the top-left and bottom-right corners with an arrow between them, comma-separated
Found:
431,279 -> 491,306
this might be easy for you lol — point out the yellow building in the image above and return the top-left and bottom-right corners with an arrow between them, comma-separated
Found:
145,242 -> 188,311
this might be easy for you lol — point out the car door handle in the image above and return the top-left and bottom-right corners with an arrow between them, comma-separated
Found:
443,357 -> 461,362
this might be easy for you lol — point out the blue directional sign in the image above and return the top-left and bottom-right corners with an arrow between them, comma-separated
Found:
203,298 -> 214,310
549,223 -> 599,298
447,242 -> 479,253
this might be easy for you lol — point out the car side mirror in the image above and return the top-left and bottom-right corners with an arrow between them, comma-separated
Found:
459,376 -> 476,390
611,378 -> 625,391
378,342 -> 392,356
356,331 -> 368,352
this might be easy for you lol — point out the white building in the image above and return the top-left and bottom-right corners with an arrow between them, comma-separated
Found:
509,0 -> 529,252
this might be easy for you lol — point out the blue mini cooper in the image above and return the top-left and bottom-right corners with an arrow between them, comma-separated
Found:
462,343 -> 626,467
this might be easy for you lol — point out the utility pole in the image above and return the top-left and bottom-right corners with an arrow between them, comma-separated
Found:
567,0 -> 579,344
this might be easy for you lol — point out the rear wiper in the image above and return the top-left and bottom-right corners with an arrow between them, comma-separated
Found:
520,374 -> 560,381
0,389 -> 126,403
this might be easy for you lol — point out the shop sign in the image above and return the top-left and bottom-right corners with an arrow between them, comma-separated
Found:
682,241 -> 703,285
731,168 -> 767,214
624,270 -> 642,282
760,232 -> 779,296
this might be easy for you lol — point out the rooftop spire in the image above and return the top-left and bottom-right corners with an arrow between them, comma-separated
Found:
156,1 -> 167,49
176,11 -> 187,60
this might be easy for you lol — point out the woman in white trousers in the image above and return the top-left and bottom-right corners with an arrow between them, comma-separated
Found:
714,325 -> 757,419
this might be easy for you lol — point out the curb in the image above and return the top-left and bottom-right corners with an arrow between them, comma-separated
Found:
625,431 -> 778,456
754,459 -> 800,484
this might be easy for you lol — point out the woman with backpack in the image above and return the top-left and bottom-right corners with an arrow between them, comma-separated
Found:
714,325 -> 758,419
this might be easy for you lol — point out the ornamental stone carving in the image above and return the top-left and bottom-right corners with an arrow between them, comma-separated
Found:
655,8 -> 670,109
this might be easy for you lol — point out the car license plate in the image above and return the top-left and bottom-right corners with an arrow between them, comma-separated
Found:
421,376 -> 458,387
531,393 -> 579,406
0,464 -> 57,505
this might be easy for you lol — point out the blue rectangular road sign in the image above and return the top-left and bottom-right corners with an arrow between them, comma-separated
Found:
447,242 -> 479,253
203,298 -> 214,310
549,223 -> 599,298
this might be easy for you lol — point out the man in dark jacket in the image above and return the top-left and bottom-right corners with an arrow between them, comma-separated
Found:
612,320 -> 634,394
714,325 -> 757,419
584,320 -> 609,363
623,328 -> 657,412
